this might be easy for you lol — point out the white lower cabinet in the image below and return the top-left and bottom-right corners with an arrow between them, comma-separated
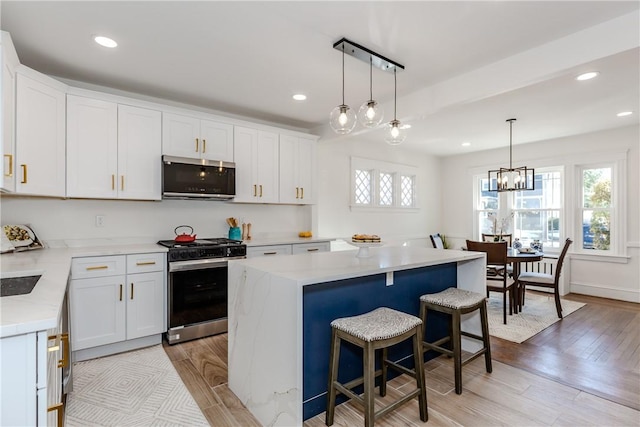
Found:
70,253 -> 165,352
0,318 -> 66,426
246,241 -> 330,258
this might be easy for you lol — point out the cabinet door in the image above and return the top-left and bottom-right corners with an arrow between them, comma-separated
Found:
70,275 -> 126,350
297,137 -> 316,204
0,333 -> 37,426
118,105 -> 162,200
162,112 -> 200,158
200,119 -> 234,162
233,126 -> 258,202
66,95 -> 118,198
256,130 -> 279,203
1,35 -> 18,193
278,134 -> 299,204
15,73 -> 66,197
126,271 -> 165,340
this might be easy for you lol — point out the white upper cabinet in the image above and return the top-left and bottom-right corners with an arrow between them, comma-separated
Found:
162,112 -> 233,161
15,70 -> 66,197
67,95 -> 161,200
1,31 -> 19,193
233,126 -> 279,203
279,134 -> 316,204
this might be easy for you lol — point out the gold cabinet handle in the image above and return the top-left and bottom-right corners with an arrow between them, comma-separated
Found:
47,402 -> 64,427
48,333 -> 70,368
4,154 -> 13,177
301,187 -> 304,199
296,187 -> 299,199
253,184 -> 257,197
195,138 -> 199,152
130,283 -> 134,300
111,174 -> 115,190
263,251 -> 277,255
259,184 -> 263,197
136,261 -> 156,266
119,284 -> 123,301
202,139 -> 206,153
307,248 -> 319,252
86,265 -> 108,271
20,164 -> 27,184
121,175 -> 124,191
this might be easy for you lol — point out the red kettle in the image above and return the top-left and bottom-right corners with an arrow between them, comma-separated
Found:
174,225 -> 197,243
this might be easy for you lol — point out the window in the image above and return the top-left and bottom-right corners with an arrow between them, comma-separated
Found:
351,157 -> 417,209
474,168 -> 563,250
579,166 -> 612,251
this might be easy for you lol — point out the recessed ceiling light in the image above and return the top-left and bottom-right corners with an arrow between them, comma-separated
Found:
94,35 -> 118,48
617,111 -> 633,117
292,94 -> 307,101
575,71 -> 599,81
461,142 -> 471,147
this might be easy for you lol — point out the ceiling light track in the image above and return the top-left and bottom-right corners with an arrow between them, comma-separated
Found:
332,38 -> 404,73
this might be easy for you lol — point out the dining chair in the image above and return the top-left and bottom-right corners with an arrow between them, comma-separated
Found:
430,233 -> 444,249
517,238 -> 573,318
466,240 -> 514,324
482,233 -> 513,246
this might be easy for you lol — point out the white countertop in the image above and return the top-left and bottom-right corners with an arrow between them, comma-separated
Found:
243,236 -> 334,246
0,244 -> 167,338
230,245 -> 483,286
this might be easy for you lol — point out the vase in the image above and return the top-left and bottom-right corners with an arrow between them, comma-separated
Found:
530,240 -> 543,252
513,238 -> 522,250
228,226 -> 241,241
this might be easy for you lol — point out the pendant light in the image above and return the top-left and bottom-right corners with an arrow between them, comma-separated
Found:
384,68 -> 407,145
329,43 -> 356,134
488,119 -> 535,192
357,56 -> 384,128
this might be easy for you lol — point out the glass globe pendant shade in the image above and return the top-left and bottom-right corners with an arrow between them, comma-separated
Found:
357,100 -> 383,128
329,104 -> 357,134
385,119 -> 407,145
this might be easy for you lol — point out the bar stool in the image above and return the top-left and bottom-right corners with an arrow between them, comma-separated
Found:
326,307 -> 428,427
419,287 -> 492,395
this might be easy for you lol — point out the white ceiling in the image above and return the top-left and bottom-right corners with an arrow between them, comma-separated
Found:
2,1 -> 639,156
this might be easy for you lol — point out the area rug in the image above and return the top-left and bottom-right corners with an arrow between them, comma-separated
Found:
66,345 -> 209,426
487,293 -> 586,343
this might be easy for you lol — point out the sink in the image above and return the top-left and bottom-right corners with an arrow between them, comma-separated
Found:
0,275 -> 41,297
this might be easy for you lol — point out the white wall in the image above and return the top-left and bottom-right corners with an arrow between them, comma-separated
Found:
0,197 -> 311,244
316,137 -> 441,244
440,124 -> 640,302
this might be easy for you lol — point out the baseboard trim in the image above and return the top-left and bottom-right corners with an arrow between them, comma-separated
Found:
569,282 -> 640,303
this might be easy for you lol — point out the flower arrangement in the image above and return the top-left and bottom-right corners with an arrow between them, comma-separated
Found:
488,212 -> 514,239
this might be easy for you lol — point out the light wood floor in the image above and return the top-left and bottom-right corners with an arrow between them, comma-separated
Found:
163,292 -> 640,426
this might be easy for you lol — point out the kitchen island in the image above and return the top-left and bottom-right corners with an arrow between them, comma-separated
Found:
227,245 -> 485,426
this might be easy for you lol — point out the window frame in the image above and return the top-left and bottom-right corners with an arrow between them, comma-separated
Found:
350,156 -> 418,211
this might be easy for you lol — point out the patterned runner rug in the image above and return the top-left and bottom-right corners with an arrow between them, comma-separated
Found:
66,345 -> 208,426
488,292 -> 586,343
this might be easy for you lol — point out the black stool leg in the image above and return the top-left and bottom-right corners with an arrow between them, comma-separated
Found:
413,325 -> 428,422
452,310 -> 462,395
325,329 -> 340,426
480,300 -> 493,373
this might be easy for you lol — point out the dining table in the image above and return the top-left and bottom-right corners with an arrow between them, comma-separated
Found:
507,248 -> 544,312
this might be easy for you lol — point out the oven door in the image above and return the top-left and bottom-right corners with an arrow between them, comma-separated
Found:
168,258 -> 229,329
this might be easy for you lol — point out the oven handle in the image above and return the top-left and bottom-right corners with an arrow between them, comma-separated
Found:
169,256 -> 246,272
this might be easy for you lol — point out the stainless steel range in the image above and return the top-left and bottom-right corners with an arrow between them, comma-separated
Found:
157,238 -> 246,345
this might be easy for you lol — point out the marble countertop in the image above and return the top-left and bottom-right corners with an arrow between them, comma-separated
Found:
230,245 -> 484,286
243,236 -> 334,246
0,244 -> 167,338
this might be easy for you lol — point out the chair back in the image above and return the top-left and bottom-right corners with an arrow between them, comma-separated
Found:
466,240 -> 508,266
553,238 -> 573,283
430,234 -> 444,249
482,233 -> 512,246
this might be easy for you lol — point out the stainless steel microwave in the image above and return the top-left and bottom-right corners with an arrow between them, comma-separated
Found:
162,155 -> 236,200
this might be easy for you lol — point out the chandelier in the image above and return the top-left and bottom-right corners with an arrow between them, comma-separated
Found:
330,38 -> 406,144
488,119 -> 535,192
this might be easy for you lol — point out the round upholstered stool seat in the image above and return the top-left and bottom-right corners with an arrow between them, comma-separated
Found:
326,307 -> 428,427
330,307 -> 422,342
420,287 -> 486,310
419,287 -> 492,395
